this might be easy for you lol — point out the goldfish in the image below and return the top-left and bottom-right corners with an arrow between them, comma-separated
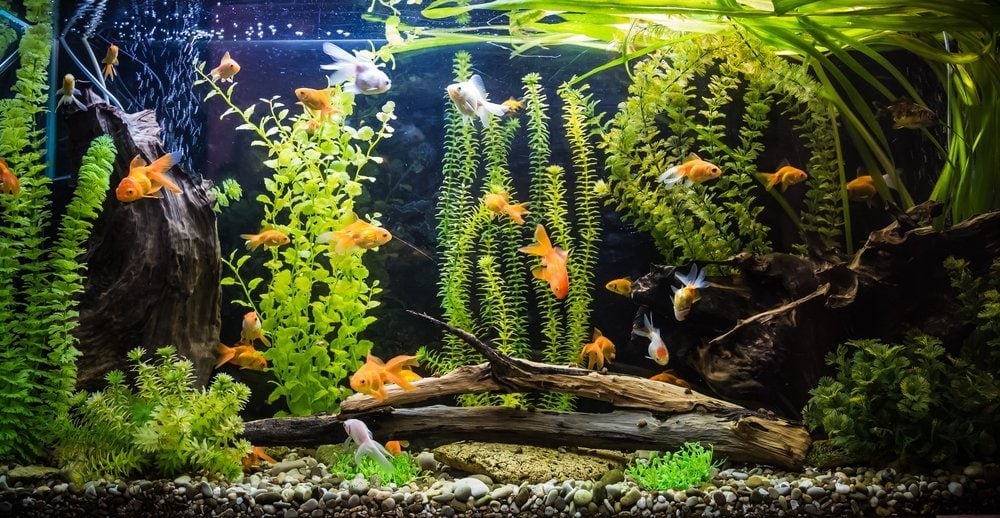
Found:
518,224 -> 570,300
317,214 -> 393,254
658,153 -> 721,187
349,353 -> 421,402
294,87 -> 338,121
242,446 -> 277,469
671,264 -> 709,321
56,74 -> 86,111
649,370 -> 691,389
101,44 -> 119,81
757,161 -> 808,192
343,418 -> 394,472
320,42 -> 391,95
605,277 -> 632,297
240,229 -> 291,251
501,97 -> 524,114
384,440 -> 409,456
633,313 -> 669,366
0,158 -> 19,196
879,97 -> 937,130
210,51 -> 241,82
446,74 -> 510,128
115,152 -> 183,203
215,342 -> 267,371
578,328 -> 616,371
484,191 -> 530,225
240,311 -> 271,347
846,169 -> 897,206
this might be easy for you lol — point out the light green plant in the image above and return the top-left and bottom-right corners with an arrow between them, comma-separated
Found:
626,443 -> 721,491
55,347 -> 252,483
326,446 -> 423,486
210,178 -> 243,213
195,64 -> 396,416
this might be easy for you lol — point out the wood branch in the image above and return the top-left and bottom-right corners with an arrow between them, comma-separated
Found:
243,405 -> 810,469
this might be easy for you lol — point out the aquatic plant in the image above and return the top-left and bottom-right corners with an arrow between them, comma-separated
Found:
944,256 -> 1000,378
625,442 -> 721,491
210,178 -> 243,213
55,347 -> 251,483
325,446 -> 422,486
195,65 -> 396,416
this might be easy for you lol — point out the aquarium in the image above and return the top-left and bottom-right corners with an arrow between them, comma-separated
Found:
1,0 -> 999,516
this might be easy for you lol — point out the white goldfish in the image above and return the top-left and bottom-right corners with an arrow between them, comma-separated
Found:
343,418 -> 394,473
57,74 -> 86,111
446,74 -> 509,128
671,264 -> 710,321
633,313 -> 669,366
320,42 -> 391,95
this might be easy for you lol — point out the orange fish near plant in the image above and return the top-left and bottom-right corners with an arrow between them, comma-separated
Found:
484,191 -> 530,225
210,51 -> 241,82
384,440 -> 409,456
295,87 -> 339,121
215,342 -> 267,371
757,161 -> 808,192
115,152 -> 184,203
846,169 -> 897,206
242,446 -> 277,469
658,153 -> 722,187
578,328 -> 616,371
605,277 -> 632,297
240,229 -> 290,250
519,224 -> 570,300
349,354 -> 421,402
241,311 -> 271,347
317,214 -> 392,254
0,158 -> 20,195
101,44 -> 119,81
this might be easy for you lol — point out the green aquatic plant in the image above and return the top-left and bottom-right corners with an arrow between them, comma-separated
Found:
210,178 -> 243,213
55,347 -> 252,483
625,443 -> 721,491
325,446 -> 422,486
195,64 -> 396,416
945,256 -> 1000,375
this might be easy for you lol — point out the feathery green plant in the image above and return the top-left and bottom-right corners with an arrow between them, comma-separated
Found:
195,64 -> 396,416
210,178 -> 243,213
56,347 -> 252,483
326,446 -> 423,486
626,443 -> 721,491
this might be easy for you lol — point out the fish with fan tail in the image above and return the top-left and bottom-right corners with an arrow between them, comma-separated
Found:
101,44 -> 119,81
317,214 -> 392,254
578,328 -> 616,371
757,160 -> 808,192
240,229 -> 290,251
446,74 -> 510,127
633,313 -> 669,366
215,343 -> 267,371
847,168 -> 898,206
605,277 -> 632,297
321,42 -> 391,95
240,311 -> 271,347
349,354 -> 421,402
658,153 -> 721,187
115,152 -> 183,202
518,224 -> 569,300
56,74 -> 87,111
484,191 -> 530,225
343,419 -> 394,472
671,264 -> 710,321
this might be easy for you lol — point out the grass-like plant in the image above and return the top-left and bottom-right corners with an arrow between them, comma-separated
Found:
625,442 -> 721,491
325,446 -> 423,486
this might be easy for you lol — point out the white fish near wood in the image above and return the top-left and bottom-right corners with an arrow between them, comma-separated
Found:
320,42 -> 391,95
446,74 -> 509,128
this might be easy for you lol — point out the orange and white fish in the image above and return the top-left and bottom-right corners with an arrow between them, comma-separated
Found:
658,153 -> 721,187
240,229 -> 290,250
605,277 -> 632,297
650,370 -> 691,389
633,313 -> 669,366
0,158 -> 19,196
349,354 -> 420,401
56,74 -> 86,111
484,191 -> 530,225
240,311 -> 271,347
115,152 -> 183,202
671,264 -> 709,321
847,169 -> 897,206
317,215 -> 392,254
384,440 -> 409,456
518,224 -> 569,300
101,44 -> 119,81
446,74 -> 510,128
321,42 -> 391,95
578,328 -> 616,371
210,51 -> 241,82
294,87 -> 338,121
757,161 -> 808,192
215,342 -> 268,371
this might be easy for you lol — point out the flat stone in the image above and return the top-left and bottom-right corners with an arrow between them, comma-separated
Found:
432,442 -> 630,484
6,466 -> 62,482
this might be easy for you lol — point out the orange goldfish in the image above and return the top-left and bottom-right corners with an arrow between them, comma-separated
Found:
578,328 -> 616,371
847,169 -> 897,206
349,354 -> 421,401
518,224 -> 569,300
241,311 -> 271,347
215,342 -> 267,371
671,264 -> 709,321
650,370 -> 691,389
484,191 -> 530,225
115,152 -> 184,203
0,158 -> 19,196
633,313 -> 669,366
658,153 -> 721,187
605,277 -> 632,297
757,161 -> 808,192
295,87 -> 338,121
242,446 -> 277,469
210,51 -> 241,82
317,215 -> 392,254
56,74 -> 86,111
240,229 -> 290,250
384,440 -> 409,456
501,97 -> 524,115
102,44 -> 119,81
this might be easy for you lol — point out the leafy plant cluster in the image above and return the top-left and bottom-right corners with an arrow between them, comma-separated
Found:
325,446 -> 423,486
195,64 -> 396,416
945,256 -> 1000,372
55,347 -> 252,483
625,442 -> 721,491
210,178 -> 243,213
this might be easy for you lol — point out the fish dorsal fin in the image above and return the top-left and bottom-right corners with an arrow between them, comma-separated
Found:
855,166 -> 869,178
777,158 -> 791,168
129,155 -> 147,170
222,51 -> 232,61
367,354 -> 385,367
685,152 -> 701,162
469,74 -> 486,96
592,328 -> 603,341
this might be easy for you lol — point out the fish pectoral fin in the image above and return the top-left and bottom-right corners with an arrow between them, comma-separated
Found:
531,267 -> 548,281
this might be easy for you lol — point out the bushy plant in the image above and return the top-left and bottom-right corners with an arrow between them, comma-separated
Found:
945,256 -> 1000,373
625,443 -> 720,491
326,446 -> 423,486
56,347 -> 252,483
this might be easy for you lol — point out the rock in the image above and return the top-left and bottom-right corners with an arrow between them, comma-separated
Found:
620,487 -> 641,507
963,462 -> 984,478
454,477 -> 489,499
947,481 -> 963,497
573,489 -> 593,506
5,466 -> 62,481
416,452 -> 437,471
746,475 -> 770,488
269,460 -> 308,475
600,469 -> 625,485
432,442 -> 628,484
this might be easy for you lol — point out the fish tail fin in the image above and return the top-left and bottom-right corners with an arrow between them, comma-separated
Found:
657,166 -> 682,186
215,343 -> 235,368
757,172 -> 777,189
507,202 -> 530,224
316,231 -> 334,244
476,107 -> 492,128
103,63 -> 114,81
356,442 -> 395,473
882,173 -> 898,190
257,333 -> 271,347
384,355 -> 419,391
239,234 -> 260,250
518,224 -> 552,257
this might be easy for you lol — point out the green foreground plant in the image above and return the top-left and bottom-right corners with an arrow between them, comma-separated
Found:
325,447 -> 423,486
626,443 -> 721,491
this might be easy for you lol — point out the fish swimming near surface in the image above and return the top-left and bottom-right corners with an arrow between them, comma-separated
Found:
484,191 -> 530,225
757,161 -> 808,192
115,152 -> 183,202
518,224 -> 570,300
317,214 -> 393,254
240,229 -> 290,251
101,44 -> 119,81
320,42 -> 391,95
446,74 -> 510,128
633,313 -> 669,366
605,277 -> 632,297
671,264 -> 710,321
240,311 -> 271,347
878,97 -> 937,130
56,74 -> 87,111
0,158 -> 20,196
210,51 -> 241,82
343,418 -> 395,472
294,87 -> 338,121
349,353 -> 421,402
658,153 -> 722,187
578,328 -> 616,371
846,168 -> 898,206
649,370 -> 691,389
215,342 -> 268,371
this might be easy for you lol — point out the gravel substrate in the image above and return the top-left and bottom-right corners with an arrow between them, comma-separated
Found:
1,459 -> 997,517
